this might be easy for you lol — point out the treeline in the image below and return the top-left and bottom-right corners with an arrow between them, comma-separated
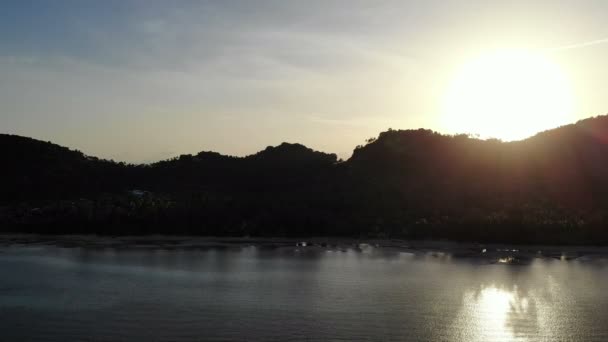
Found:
3,115 -> 608,244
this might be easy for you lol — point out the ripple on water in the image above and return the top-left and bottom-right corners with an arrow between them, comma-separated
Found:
1,245 -> 608,341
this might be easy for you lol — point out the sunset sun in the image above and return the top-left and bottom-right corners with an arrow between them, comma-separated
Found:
442,50 -> 575,141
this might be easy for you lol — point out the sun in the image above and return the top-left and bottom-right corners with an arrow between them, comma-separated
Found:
441,50 -> 575,141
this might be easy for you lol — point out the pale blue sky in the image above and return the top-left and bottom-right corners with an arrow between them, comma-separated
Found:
2,1 -> 608,162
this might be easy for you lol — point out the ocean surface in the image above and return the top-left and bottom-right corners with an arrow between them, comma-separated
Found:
1,242 -> 608,341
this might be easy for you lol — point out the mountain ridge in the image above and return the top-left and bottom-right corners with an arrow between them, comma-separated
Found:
3,115 -> 608,243
5,114 -> 608,166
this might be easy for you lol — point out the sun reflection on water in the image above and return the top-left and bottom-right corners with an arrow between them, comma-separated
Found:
453,285 -> 538,342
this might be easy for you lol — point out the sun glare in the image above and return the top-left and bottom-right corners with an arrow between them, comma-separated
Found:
442,50 -> 575,141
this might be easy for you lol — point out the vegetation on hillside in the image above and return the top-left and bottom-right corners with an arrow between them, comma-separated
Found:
3,116 -> 608,244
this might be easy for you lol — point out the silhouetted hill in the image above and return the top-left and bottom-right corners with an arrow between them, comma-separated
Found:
348,117 -> 608,210
141,142 -> 337,193
248,143 -> 337,166
0,135 -> 133,202
4,115 -> 608,243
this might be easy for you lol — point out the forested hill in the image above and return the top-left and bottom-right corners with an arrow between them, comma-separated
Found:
3,115 -> 608,244
0,134 -> 134,201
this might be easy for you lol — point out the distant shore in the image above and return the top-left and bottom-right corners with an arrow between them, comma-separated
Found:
2,234 -> 608,264
8,118 -> 608,246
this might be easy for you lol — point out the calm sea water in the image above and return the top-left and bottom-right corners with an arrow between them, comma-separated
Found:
1,243 -> 608,341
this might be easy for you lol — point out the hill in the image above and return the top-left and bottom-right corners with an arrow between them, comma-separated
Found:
3,115 -> 608,243
0,134 -> 135,202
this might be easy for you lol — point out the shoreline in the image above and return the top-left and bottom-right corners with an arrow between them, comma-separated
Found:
2,234 -> 608,264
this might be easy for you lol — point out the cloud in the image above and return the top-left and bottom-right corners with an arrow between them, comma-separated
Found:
550,38 -> 608,51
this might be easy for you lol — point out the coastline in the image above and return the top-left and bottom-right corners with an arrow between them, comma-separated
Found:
2,234 -> 608,264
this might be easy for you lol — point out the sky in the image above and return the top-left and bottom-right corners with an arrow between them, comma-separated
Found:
2,0 -> 608,162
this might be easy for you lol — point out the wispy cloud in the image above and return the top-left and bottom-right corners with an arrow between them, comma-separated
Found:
550,38 -> 608,51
